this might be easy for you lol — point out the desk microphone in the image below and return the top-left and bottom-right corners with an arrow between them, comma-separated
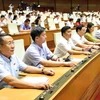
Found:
63,54 -> 72,62
39,96 -> 44,100
88,48 -> 92,52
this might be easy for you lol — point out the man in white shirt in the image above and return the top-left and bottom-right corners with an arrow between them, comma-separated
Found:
23,26 -> 75,67
71,25 -> 100,49
66,18 -> 74,28
54,15 -> 61,24
0,33 -> 55,89
0,15 -> 7,26
54,26 -> 90,58
9,4 -> 14,11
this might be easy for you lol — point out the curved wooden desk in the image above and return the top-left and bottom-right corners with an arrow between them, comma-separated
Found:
0,51 -> 100,100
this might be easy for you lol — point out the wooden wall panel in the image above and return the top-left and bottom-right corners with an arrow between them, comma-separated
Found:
39,0 -> 54,7
0,0 -> 3,10
0,0 -> 20,11
55,0 -> 70,12
0,0 -> 100,12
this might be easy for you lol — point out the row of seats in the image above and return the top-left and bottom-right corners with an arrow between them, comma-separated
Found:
13,25 -> 98,60
14,30 -> 75,60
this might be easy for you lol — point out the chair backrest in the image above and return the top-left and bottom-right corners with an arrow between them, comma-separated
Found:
48,22 -> 56,30
14,39 -> 25,60
1,11 -> 7,15
47,18 -> 54,23
54,32 -> 62,45
8,23 -> 19,35
59,21 -> 65,29
63,13 -> 68,21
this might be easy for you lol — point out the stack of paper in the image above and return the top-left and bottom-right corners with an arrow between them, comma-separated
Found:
22,76 -> 49,83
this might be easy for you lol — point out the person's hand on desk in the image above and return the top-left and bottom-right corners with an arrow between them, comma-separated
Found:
94,43 -> 100,46
83,47 -> 91,51
41,68 -> 55,76
82,51 -> 91,55
63,62 -> 76,67
56,58 -> 64,62
51,55 -> 64,62
92,45 -> 100,50
33,82 -> 51,90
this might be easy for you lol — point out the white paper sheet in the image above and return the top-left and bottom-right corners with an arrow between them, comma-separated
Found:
71,58 -> 83,62
22,76 -> 49,83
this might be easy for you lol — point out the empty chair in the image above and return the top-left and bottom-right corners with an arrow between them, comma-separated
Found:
59,21 -> 65,29
8,23 -> 19,35
14,39 -> 25,60
47,18 -> 54,23
54,32 -> 62,45
48,22 -> 56,30
63,13 -> 68,21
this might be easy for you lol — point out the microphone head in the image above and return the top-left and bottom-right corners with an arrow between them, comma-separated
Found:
63,55 -> 72,62
88,48 -> 92,52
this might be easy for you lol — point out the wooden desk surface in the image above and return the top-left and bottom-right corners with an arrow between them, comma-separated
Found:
0,67 -> 72,100
0,55 -> 86,100
0,52 -> 100,100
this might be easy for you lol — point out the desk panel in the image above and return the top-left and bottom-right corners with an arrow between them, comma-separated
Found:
0,67 -> 72,100
0,52 -> 100,100
52,52 -> 100,100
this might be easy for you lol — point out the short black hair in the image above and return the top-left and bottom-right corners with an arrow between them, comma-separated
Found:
61,26 -> 71,36
86,22 -> 94,33
24,19 -> 30,23
69,18 -> 73,21
76,18 -> 81,22
76,25 -> 84,32
31,26 -> 45,41
26,14 -> 30,18
0,15 -> 5,18
0,33 -> 11,45
13,15 -> 17,20
34,16 -> 41,25
8,12 -> 12,15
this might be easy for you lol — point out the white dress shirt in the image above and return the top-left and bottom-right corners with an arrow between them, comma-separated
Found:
71,33 -> 88,45
54,37 -> 75,57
